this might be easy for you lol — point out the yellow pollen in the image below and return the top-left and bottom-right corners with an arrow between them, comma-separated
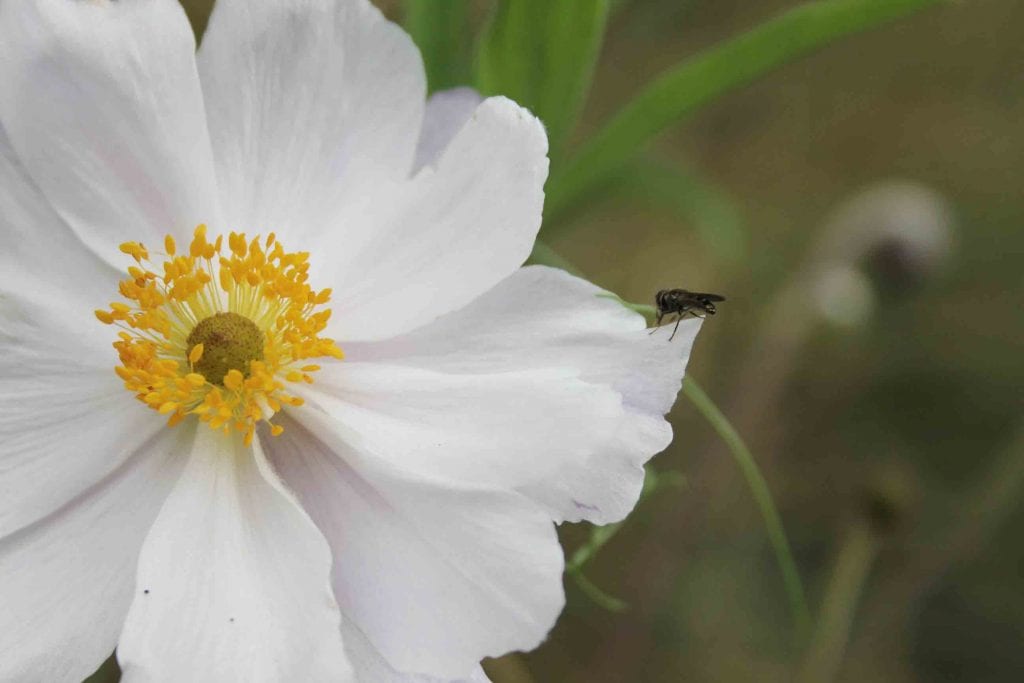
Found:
97,225 -> 344,442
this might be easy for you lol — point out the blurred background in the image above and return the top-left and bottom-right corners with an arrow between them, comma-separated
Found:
94,1 -> 1024,681
519,2 -> 1024,681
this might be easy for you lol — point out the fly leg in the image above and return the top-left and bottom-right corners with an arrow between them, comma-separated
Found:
668,310 -> 707,341
648,312 -> 664,335
669,314 -> 682,341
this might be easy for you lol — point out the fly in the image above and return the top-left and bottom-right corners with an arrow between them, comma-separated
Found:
649,289 -> 726,341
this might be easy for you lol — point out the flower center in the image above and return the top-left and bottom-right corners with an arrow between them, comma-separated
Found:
186,312 -> 264,386
96,225 -> 343,445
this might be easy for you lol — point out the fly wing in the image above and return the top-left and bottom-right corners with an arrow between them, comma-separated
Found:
695,292 -> 726,302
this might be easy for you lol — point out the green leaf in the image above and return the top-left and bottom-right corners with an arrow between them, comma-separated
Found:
544,0 -> 947,227
402,0 -> 471,93
475,0 -> 610,157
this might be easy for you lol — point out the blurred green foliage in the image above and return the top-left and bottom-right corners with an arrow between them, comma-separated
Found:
402,0 -> 472,92
541,0 -> 946,224
474,0 -> 610,158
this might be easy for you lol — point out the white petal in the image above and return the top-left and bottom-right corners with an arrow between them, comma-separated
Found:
0,370 -> 163,538
413,87 -> 484,172
198,0 -> 424,244
0,122 -> 118,316
293,362 -> 623,494
341,618 -> 491,683
324,96 -> 549,341
0,139 -> 159,535
266,414 -> 564,679
117,428 -> 352,683
343,266 -> 703,523
0,424 -> 189,683
0,0 -> 220,266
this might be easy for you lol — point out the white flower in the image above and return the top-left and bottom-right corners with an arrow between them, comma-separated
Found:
0,0 -> 702,681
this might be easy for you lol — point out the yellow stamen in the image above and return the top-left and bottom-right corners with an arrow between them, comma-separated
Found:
97,225 -> 343,444
119,241 -> 149,262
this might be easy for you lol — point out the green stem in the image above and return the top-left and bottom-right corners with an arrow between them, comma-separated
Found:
569,568 -> 629,613
567,521 -> 624,573
682,377 -> 811,638
566,466 -> 685,574
544,0 -> 946,226
566,466 -> 685,611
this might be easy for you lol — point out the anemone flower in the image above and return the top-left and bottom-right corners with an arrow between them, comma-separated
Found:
0,0 -> 701,680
